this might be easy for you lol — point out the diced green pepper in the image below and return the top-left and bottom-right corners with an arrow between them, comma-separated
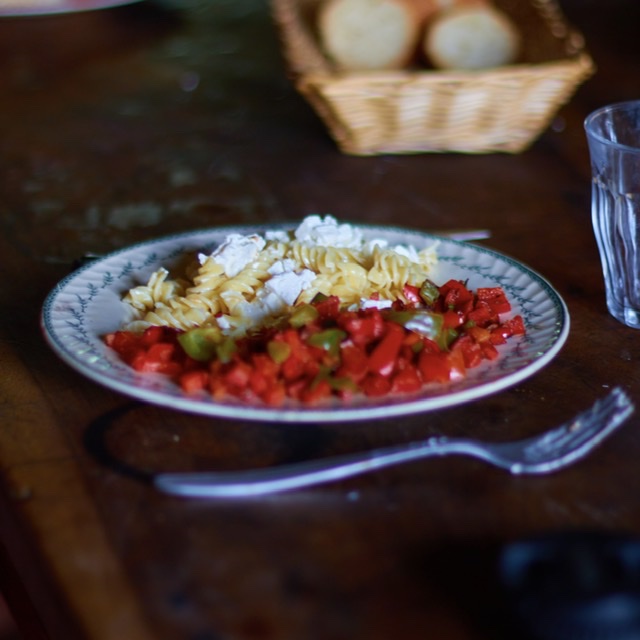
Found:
215,337 -> 237,363
392,311 -> 443,340
177,327 -> 221,362
385,310 -> 416,326
391,310 -> 453,352
411,340 -> 424,354
327,376 -> 358,392
419,279 -> 440,307
307,328 -> 347,357
289,303 -> 319,328
440,328 -> 459,351
310,292 -> 329,304
267,340 -> 291,364
310,366 -> 358,392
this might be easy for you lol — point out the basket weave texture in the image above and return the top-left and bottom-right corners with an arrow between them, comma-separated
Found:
271,0 -> 595,155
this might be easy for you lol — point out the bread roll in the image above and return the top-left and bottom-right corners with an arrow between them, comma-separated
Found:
318,0 -> 424,71
423,4 -> 521,70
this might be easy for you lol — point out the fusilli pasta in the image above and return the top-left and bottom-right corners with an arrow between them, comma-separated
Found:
121,216 -> 438,336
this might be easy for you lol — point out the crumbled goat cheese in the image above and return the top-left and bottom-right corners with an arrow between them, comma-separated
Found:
359,298 -> 393,310
204,215 -> 436,335
268,258 -> 298,276
293,215 -> 422,259
217,260 -> 316,334
295,214 -> 364,249
265,229 -> 290,243
264,260 -> 316,307
200,233 -> 266,277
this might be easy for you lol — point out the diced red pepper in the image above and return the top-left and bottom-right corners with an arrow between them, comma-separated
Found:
313,295 -> 340,320
335,343 -> 369,383
418,352 -> 452,384
420,337 -> 442,355
391,366 -> 422,393
361,373 -> 392,397
224,360 -> 252,390
440,279 -> 474,309
489,315 -> 526,341
130,341 -> 179,375
262,382 -> 286,406
402,331 -> 422,348
447,349 -> 467,381
104,331 -> 141,362
303,358 -> 321,379
140,325 -> 167,347
301,378 -> 332,404
146,342 -> 176,362
208,365 -> 229,400
104,276 -> 525,407
451,335 -> 484,369
249,354 -> 279,396
467,301 -> 494,326
338,309 -> 385,347
443,309 -> 466,329
367,322 -> 405,377
282,355 -> 306,381
467,325 -> 492,344
481,342 -> 500,361
502,315 -> 526,336
180,369 -> 210,394
477,287 -> 511,315
402,284 -> 422,305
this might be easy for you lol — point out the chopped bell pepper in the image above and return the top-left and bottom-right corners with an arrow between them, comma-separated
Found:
104,273 -> 526,407
307,328 -> 347,358
419,279 -> 441,307
289,303 -> 319,328
177,327 -> 222,362
368,322 -> 405,377
267,339 -> 291,364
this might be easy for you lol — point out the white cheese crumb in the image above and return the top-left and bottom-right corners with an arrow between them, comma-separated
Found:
359,298 -> 393,310
200,233 -> 266,277
295,214 -> 364,248
216,261 -> 316,335
265,229 -> 290,242
267,272 -> 316,306
267,259 -> 298,276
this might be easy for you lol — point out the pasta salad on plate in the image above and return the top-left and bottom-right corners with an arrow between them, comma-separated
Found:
41,216 -> 569,422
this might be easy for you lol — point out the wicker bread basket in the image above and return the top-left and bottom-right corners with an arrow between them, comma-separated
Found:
271,0 -> 595,154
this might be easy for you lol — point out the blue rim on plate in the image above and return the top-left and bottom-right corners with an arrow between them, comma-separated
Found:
40,223 -> 570,423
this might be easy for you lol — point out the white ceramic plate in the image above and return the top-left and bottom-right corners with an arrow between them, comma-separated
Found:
41,224 -> 570,423
0,0 -> 141,16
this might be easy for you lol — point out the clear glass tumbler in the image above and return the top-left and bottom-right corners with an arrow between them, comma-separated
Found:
585,100 -> 640,328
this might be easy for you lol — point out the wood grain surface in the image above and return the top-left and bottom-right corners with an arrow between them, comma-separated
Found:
1,1 -> 640,638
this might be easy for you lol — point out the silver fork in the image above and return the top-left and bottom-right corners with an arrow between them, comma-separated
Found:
154,387 -> 634,498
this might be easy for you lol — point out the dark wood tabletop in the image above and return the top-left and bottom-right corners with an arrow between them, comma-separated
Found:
2,0 -> 640,638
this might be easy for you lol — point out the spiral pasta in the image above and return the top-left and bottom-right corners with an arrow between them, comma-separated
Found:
284,241 -> 363,274
123,268 -> 188,313
121,216 -> 438,336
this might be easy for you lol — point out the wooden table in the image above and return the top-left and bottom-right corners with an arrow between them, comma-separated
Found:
2,1 -> 640,638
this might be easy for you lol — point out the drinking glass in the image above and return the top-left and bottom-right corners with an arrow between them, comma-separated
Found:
585,100 -> 640,328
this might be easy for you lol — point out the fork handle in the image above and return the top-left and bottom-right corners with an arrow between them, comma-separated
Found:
154,437 -> 472,498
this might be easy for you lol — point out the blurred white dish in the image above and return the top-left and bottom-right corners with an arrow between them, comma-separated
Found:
0,0 -> 141,16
